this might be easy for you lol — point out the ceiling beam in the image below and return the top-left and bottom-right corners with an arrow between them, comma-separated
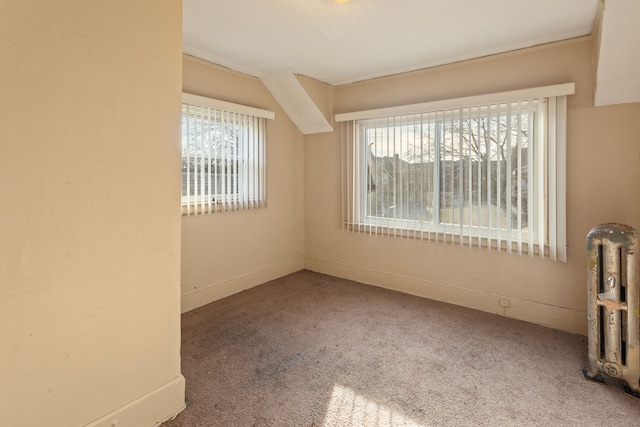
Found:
260,72 -> 333,135
594,0 -> 640,106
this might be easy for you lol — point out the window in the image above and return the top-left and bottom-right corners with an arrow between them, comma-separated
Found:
338,84 -> 573,261
181,93 -> 273,215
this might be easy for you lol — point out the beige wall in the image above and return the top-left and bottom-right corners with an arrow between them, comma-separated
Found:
305,37 -> 640,335
0,1 -> 185,426
181,56 -> 306,312
297,74 -> 336,128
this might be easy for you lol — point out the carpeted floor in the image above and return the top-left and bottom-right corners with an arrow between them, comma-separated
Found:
163,270 -> 640,426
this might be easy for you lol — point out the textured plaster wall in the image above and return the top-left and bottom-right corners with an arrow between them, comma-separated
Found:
0,1 -> 184,425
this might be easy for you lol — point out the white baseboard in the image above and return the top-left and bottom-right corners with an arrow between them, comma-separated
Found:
85,375 -> 185,427
181,256 -> 305,313
305,257 -> 586,335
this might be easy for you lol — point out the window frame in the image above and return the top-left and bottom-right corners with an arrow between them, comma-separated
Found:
337,83 -> 573,261
181,93 -> 274,215
354,103 -> 540,240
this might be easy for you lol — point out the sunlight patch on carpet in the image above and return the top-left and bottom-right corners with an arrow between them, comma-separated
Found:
322,384 -> 428,427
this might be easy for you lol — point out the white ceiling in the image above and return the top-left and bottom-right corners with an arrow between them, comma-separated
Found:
183,0 -> 599,86
183,0 -> 639,134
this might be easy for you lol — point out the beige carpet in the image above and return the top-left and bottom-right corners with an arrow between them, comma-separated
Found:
163,270 -> 640,426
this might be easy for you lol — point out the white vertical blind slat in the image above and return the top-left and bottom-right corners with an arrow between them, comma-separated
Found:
537,98 -> 546,259
206,108 -> 212,214
555,95 -> 568,262
427,113 -> 434,243
191,106 -> 198,214
243,115 -> 249,210
220,110 -> 227,211
486,106 -> 492,251
232,112 -> 238,211
354,122 -> 358,234
239,114 -> 244,210
214,109 -> 220,212
496,104 -> 502,252
254,116 -> 258,209
527,99 -> 534,257
372,120 -> 378,236
199,105 -> 205,214
185,105 -> 192,215
434,113 -> 441,243
195,105 -> 201,214
259,117 -> 265,208
458,109 -> 464,245
418,115 -> 423,240
505,103 -> 513,254
449,111 -> 455,244
391,117 -> 397,239
402,117 -> 408,237
341,122 -> 345,229
516,101 -> 523,255
231,112 -> 237,210
467,109 -> 473,247
239,114 -> 245,210
548,96 -> 558,261
248,116 -> 252,210
476,107 -> 482,248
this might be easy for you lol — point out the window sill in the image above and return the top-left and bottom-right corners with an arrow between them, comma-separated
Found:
343,221 -> 551,258
182,201 -> 265,216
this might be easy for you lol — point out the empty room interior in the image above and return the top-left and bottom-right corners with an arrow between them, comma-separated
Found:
3,0 -> 640,426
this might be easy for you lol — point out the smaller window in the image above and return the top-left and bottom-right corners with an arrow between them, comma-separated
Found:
181,93 -> 274,215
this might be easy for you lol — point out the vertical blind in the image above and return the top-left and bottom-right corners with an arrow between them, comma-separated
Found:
337,84 -> 573,261
181,93 -> 273,215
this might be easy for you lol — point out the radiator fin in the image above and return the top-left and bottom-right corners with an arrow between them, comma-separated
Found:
586,223 -> 639,393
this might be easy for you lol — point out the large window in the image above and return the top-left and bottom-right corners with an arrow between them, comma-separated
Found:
338,84 -> 573,261
182,93 -> 273,215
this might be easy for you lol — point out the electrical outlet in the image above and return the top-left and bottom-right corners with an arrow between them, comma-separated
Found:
499,298 -> 510,308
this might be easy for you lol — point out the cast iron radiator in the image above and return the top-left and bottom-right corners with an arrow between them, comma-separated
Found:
584,223 -> 640,396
